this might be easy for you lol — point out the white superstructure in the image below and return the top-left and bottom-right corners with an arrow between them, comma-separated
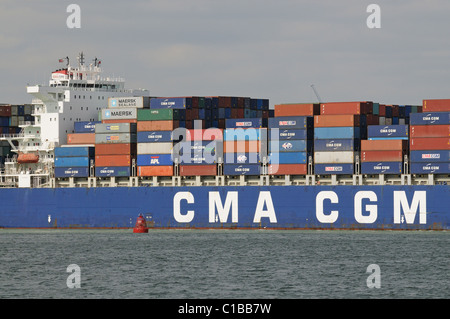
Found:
0,52 -> 149,187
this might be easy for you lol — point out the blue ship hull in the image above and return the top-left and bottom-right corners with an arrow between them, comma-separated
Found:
0,185 -> 448,230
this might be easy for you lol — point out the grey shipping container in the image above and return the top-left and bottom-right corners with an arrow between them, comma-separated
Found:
95,123 -> 137,134
95,133 -> 137,144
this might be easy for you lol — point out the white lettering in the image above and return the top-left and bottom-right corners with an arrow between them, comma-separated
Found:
66,264 -> 81,288
393,191 -> 427,224
366,4 -> 381,29
253,192 -> 277,223
173,192 -> 194,223
66,4 -> 81,29
316,191 -> 339,223
354,191 -> 378,224
209,192 -> 238,223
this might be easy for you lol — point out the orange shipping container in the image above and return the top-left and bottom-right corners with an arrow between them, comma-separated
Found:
95,143 -> 136,155
410,137 -> 450,150
361,150 -> 404,162
274,103 -> 320,117
361,139 -> 408,151
268,164 -> 307,175
314,114 -> 360,127
410,125 -> 450,138
138,165 -> 173,176
423,99 -> 450,112
102,119 -> 138,124
67,133 -> 95,144
137,120 -> 179,132
95,155 -> 132,167
320,101 -> 372,115
224,141 -> 260,153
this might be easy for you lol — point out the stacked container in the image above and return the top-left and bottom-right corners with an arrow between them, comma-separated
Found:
94,123 -> 137,177
223,118 -> 265,175
314,103 -> 370,175
361,138 -> 407,176
54,146 -> 94,178
267,108 -> 314,175
410,102 -> 450,174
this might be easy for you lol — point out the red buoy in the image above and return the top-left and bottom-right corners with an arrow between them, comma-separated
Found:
133,214 -> 148,233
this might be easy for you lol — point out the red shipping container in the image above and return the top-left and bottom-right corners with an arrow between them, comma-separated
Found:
224,141 -> 260,153
180,165 -> 217,176
361,150 -> 404,162
95,143 -> 136,155
365,114 -> 380,125
138,165 -> 173,176
95,155 -> 132,167
268,164 -> 307,175
391,105 -> 399,117
423,99 -> 450,112
275,103 -> 320,117
0,104 -> 11,116
137,120 -> 179,131
361,140 -> 408,151
186,129 -> 223,141
314,114 -> 360,127
320,101 -> 372,115
67,133 -> 95,144
410,137 -> 450,150
410,125 -> 450,138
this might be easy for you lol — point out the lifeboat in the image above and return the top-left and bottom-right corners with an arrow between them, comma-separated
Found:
133,214 -> 148,233
17,153 -> 39,164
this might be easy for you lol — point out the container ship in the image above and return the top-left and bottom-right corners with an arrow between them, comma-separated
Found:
0,53 -> 448,230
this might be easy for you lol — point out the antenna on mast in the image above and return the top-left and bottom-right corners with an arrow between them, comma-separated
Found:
311,84 -> 322,103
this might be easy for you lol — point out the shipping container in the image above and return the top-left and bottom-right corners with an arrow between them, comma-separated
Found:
314,114 -> 360,127
314,127 -> 360,139
320,102 -> 372,115
224,152 -> 260,164
268,163 -> 307,175
314,151 -> 354,164
410,162 -> 450,174
184,129 -> 223,141
178,153 -> 217,165
225,118 -> 263,128
101,108 -> 137,120
269,139 -> 312,153
314,163 -> 354,175
223,141 -> 260,153
150,97 -> 190,109
0,105 -> 11,116
410,112 -> 450,125
54,157 -> 92,167
101,119 -> 138,124
177,140 -> 217,154
54,146 -> 94,157
137,131 -> 173,143
270,129 -> 311,140
410,150 -> 450,162
179,165 -> 217,176
361,162 -> 403,174
361,139 -> 408,151
95,155 -> 132,167
74,121 -> 100,133
422,99 -> 450,112
361,150 -> 404,162
223,164 -> 261,176
274,103 -> 320,117
136,154 -> 173,166
224,128 -> 265,141
410,138 -> 450,150
314,139 -> 360,152
367,125 -> 409,138
410,125 -> 450,138
137,142 -> 173,155
268,116 -> 313,129
54,167 -> 90,178
66,133 -> 94,145
95,166 -> 131,177
137,120 -> 179,132
269,152 -> 308,164
108,96 -> 150,108
95,123 -> 137,134
95,133 -> 137,144
137,109 -> 175,121
95,143 -> 136,155
138,165 -> 173,176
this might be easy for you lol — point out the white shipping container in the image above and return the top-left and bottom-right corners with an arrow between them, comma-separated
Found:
108,96 -> 150,108
137,142 -> 173,154
314,151 -> 355,164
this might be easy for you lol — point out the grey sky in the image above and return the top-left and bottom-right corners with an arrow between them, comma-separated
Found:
1,0 -> 450,107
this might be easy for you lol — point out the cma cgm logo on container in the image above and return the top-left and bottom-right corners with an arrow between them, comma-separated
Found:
279,120 -> 296,126
237,155 -> 247,163
325,166 -> 343,172
422,154 -> 440,159
282,142 -> 293,150
236,121 -> 253,127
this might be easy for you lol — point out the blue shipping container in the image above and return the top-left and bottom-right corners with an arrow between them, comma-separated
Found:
268,116 -> 313,129
224,128 -> 265,141
410,150 -> 450,163
55,157 -> 92,167
150,97 -> 190,109
224,152 -> 260,164
314,127 -> 360,139
268,152 -> 308,164
367,125 -> 408,138
269,139 -> 311,153
136,154 -> 173,166
313,139 -> 360,152
74,121 -> 100,133
225,118 -> 263,128
411,162 -> 450,174
178,153 -> 217,165
314,163 -> 354,175
177,141 -> 217,155
95,166 -> 131,177
410,112 -> 450,125
223,164 -> 261,176
361,162 -> 403,174
54,167 -> 90,178
270,129 -> 311,140
54,146 -> 95,157
137,131 -> 173,143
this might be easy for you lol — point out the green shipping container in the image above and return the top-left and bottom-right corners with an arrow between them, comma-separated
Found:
137,109 -> 174,121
